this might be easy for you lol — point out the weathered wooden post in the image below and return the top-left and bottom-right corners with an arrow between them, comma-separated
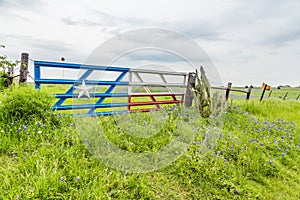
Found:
184,72 -> 196,108
260,84 -> 267,101
7,66 -> 14,86
296,94 -> 300,100
225,82 -> 232,101
246,87 -> 252,100
283,92 -> 288,100
19,53 -> 29,84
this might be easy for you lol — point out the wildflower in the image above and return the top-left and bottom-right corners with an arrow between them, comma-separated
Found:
17,128 -> 21,133
22,125 -> 27,131
235,189 -> 239,194
278,148 -> 281,152
60,177 -> 65,181
83,139 -> 87,144
285,149 -> 289,153
268,160 -> 272,165
193,141 -> 199,145
281,153 -> 285,157
10,123 -> 14,128
38,130 -> 42,134
224,159 -> 227,162
38,122 -> 42,128
76,176 -> 81,181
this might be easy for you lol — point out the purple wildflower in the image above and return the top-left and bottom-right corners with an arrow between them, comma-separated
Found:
268,160 -> 272,165
22,125 -> 27,131
76,176 -> 81,181
60,177 -> 65,181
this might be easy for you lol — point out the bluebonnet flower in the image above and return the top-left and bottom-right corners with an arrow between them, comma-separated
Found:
224,159 -> 227,162
10,123 -> 14,128
22,125 -> 26,131
235,189 -> 239,194
38,122 -> 42,128
268,160 -> 272,165
285,149 -> 289,153
60,177 -> 65,181
281,153 -> 285,157
193,141 -> 199,145
17,128 -> 21,133
76,176 -> 81,181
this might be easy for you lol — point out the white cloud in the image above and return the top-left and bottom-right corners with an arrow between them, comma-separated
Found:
0,0 -> 299,86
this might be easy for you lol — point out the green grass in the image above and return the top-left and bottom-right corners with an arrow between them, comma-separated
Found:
0,87 -> 300,199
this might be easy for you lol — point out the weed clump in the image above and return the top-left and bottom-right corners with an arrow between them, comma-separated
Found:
0,86 -> 58,124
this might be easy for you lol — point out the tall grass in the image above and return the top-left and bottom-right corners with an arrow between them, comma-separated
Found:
0,87 -> 299,199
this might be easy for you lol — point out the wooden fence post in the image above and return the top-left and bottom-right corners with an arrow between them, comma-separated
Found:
283,92 -> 288,100
296,94 -> 300,100
260,84 -> 267,101
19,53 -> 29,84
225,82 -> 232,101
246,87 -> 252,100
7,66 -> 14,86
184,72 -> 196,108
268,90 -> 272,98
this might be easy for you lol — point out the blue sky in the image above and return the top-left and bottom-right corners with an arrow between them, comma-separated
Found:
0,0 -> 299,86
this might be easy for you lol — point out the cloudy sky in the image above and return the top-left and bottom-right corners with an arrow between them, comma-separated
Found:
0,0 -> 300,86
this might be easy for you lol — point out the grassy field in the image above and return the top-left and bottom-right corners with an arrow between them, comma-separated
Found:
0,86 -> 300,199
